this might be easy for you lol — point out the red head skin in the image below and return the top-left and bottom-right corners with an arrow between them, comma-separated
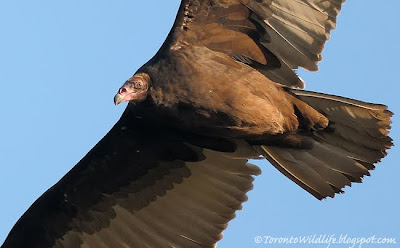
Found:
114,73 -> 150,105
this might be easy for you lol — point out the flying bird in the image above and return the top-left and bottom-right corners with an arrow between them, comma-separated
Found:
2,0 -> 393,248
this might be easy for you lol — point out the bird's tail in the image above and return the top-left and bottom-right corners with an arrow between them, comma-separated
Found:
256,89 -> 393,200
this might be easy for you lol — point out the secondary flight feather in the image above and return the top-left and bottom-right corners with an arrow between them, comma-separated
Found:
2,0 -> 392,247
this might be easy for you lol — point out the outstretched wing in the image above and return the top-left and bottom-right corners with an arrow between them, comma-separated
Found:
167,0 -> 345,87
1,107 -> 261,248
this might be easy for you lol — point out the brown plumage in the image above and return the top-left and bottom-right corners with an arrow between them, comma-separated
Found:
2,1 -> 393,248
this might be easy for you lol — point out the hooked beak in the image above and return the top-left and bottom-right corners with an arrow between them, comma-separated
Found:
114,93 -> 124,106
114,81 -> 148,106
114,86 -> 130,106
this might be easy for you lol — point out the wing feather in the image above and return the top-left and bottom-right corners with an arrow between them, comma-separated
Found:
168,0 -> 345,87
1,108 -> 261,248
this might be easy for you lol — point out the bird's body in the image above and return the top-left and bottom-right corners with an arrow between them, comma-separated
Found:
137,44 -> 326,139
2,1 -> 393,247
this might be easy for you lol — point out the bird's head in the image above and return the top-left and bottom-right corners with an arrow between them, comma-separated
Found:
114,73 -> 150,105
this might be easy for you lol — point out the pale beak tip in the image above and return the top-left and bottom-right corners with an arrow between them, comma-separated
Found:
114,93 -> 123,106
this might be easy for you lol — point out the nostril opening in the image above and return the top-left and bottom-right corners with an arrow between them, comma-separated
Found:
119,87 -> 127,94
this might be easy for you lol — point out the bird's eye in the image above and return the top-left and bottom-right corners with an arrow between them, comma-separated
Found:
134,81 -> 144,89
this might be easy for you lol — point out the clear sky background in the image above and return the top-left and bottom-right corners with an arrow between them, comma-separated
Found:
0,1 -> 399,247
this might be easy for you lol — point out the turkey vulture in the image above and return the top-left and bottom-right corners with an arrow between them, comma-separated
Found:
1,0 -> 393,247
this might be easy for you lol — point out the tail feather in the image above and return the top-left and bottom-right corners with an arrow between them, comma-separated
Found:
293,89 -> 393,151
315,131 -> 387,163
258,90 -> 393,200
294,90 -> 393,164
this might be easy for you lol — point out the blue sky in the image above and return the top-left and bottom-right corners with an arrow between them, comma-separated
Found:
0,1 -> 399,247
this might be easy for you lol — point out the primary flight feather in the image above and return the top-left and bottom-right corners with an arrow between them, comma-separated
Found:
2,0 -> 392,247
